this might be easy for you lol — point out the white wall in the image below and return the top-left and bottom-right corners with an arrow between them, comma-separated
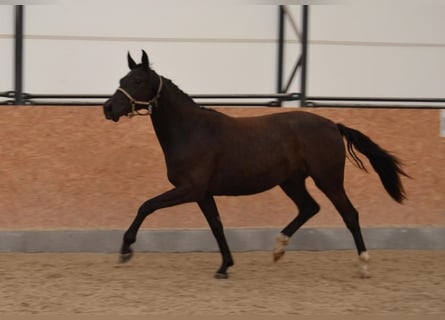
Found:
0,6 -> 13,93
1,1 -> 444,100
308,2 -> 445,98
22,1 -> 277,95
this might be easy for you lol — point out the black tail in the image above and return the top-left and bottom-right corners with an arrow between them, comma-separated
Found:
337,123 -> 408,203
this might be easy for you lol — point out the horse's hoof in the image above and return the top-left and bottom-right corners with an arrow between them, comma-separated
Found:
273,250 -> 285,262
359,252 -> 371,278
120,252 -> 133,264
273,233 -> 289,262
214,272 -> 228,279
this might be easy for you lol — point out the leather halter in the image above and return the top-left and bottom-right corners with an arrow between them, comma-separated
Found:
116,74 -> 163,117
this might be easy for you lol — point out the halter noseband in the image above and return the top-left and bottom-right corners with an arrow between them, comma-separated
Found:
116,74 -> 163,118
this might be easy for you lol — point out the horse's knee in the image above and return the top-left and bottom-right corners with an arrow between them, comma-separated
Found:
307,201 -> 320,217
137,200 -> 155,217
299,201 -> 320,221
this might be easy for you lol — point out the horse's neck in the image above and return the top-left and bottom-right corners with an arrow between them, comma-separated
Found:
150,78 -> 201,153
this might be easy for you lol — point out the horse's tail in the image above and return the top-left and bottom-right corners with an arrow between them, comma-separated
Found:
337,123 -> 408,203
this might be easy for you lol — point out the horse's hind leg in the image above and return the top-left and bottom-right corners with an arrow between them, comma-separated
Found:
274,173 -> 320,261
314,178 -> 371,278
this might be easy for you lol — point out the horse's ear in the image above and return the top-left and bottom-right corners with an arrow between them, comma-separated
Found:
141,50 -> 149,69
127,52 -> 137,70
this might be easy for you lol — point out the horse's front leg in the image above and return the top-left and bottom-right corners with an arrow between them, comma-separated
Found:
197,196 -> 234,279
120,186 -> 197,263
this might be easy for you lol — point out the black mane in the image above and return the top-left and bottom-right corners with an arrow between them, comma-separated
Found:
163,77 -> 221,114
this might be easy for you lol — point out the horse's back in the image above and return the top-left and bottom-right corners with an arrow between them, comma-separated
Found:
231,110 -> 343,156
235,110 -> 337,133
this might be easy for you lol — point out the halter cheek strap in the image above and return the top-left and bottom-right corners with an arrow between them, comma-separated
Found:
117,74 -> 163,118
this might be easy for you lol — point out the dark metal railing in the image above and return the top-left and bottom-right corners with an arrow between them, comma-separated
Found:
306,96 -> 445,109
0,91 -> 301,107
3,92 -> 443,109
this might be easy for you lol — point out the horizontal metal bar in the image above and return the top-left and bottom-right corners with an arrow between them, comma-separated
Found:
0,91 -> 15,98
19,100 -> 282,107
17,93 -> 445,104
306,102 -> 445,110
0,100 -> 15,105
23,92 -> 301,101
20,101 -> 105,106
16,92 -> 300,107
3,101 -> 444,109
192,93 -> 300,100
3,91 -> 444,109
307,96 -> 445,103
194,101 -> 282,107
24,94 -> 108,99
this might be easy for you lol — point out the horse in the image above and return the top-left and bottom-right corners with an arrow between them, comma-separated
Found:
103,50 -> 408,279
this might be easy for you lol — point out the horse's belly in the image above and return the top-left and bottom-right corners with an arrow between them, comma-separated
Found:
213,179 -> 279,196
211,158 -> 298,196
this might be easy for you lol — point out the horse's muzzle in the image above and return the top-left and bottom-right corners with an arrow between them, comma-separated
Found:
103,100 -> 119,122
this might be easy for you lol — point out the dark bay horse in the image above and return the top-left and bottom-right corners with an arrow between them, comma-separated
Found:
103,50 -> 408,279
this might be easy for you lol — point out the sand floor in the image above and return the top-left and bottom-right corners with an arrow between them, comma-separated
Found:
0,250 -> 444,316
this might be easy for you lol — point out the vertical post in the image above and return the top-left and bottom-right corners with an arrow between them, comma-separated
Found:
276,5 -> 285,106
14,5 -> 24,105
300,5 -> 309,107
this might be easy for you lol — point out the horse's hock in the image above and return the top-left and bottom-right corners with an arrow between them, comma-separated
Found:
0,106 -> 443,232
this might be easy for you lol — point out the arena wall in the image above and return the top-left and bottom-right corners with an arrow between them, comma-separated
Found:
1,106 -> 443,230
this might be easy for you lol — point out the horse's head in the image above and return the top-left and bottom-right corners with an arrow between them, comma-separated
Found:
103,50 -> 162,122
